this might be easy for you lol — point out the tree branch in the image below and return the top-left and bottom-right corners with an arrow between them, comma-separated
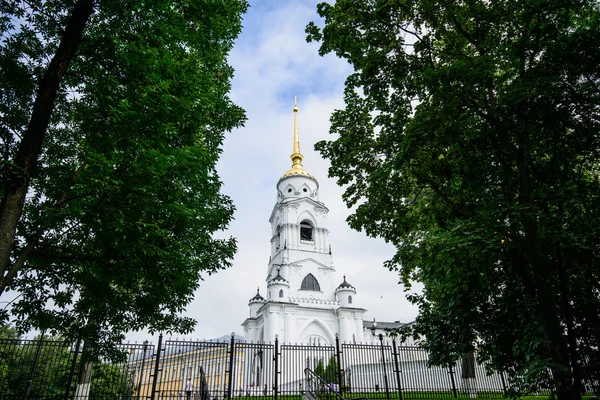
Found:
0,0 -> 95,296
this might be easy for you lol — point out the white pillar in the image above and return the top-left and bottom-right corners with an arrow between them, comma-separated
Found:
319,228 -> 325,252
284,311 -> 295,343
355,319 -> 365,343
269,311 -> 279,343
345,317 -> 354,343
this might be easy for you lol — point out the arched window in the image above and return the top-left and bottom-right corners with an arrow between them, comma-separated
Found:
348,295 -> 353,304
275,225 -> 281,249
300,220 -> 313,241
300,273 -> 321,291
279,289 -> 284,298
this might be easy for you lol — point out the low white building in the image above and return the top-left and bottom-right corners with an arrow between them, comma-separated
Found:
242,102 -> 409,345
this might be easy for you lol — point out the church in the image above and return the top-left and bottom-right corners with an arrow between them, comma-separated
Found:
242,101 -> 406,345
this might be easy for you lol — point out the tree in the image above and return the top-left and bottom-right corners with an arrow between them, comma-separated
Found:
0,332 -> 75,398
88,363 -> 134,399
314,359 -> 325,381
323,355 -> 339,385
0,0 -> 247,352
0,330 -> 134,398
306,1 -> 600,399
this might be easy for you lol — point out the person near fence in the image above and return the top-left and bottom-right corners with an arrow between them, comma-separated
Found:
185,377 -> 193,400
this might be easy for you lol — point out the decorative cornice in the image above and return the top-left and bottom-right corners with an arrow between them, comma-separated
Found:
289,297 -> 340,306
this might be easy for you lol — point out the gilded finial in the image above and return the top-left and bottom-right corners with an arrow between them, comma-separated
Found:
280,97 -> 317,182
292,97 -> 301,161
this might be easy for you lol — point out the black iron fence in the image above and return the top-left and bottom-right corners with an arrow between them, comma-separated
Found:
0,333 -> 597,399
0,335 -> 148,399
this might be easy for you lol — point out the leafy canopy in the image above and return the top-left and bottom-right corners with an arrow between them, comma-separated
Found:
307,0 -> 600,397
0,0 -> 247,352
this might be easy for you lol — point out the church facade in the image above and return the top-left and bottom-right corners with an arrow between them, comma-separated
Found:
242,102 -> 368,345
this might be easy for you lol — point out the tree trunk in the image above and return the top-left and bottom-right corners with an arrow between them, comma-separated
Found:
460,351 -> 477,398
0,0 -> 94,296
557,251 -> 583,400
75,360 -> 94,399
516,156 -> 574,400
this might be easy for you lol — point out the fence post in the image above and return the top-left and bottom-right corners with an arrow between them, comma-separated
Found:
391,339 -> 403,400
64,338 -> 82,400
378,334 -> 390,400
273,335 -> 279,400
150,334 -> 163,400
24,329 -> 46,400
136,340 -> 149,400
335,334 -> 343,397
499,369 -> 507,397
227,333 -> 235,399
448,363 -> 458,398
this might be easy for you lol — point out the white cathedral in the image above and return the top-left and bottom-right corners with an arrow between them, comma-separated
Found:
242,102 -> 406,345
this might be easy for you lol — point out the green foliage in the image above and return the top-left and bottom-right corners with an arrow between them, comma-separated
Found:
314,359 -> 326,379
314,356 -> 339,385
323,355 -> 339,384
89,363 -> 133,398
0,324 -> 19,339
0,1 -> 247,354
0,336 -> 133,398
0,338 -> 73,397
307,0 -> 600,398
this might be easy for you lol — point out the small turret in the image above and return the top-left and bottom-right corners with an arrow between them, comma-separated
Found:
267,267 -> 290,302
249,287 -> 266,317
336,276 -> 357,307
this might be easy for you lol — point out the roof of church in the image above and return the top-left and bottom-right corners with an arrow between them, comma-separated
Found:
269,267 -> 288,283
249,287 -> 266,303
336,276 -> 356,290
363,320 -> 413,330
279,100 -> 317,183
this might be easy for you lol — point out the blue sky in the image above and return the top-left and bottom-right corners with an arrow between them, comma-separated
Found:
128,0 -> 420,342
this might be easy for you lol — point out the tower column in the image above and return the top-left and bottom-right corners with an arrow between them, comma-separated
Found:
355,318 -> 365,343
319,228 -> 325,252
284,309 -> 295,343
268,310 -> 279,343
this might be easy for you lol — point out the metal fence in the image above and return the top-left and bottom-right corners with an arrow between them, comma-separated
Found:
0,334 -> 597,399
0,336 -> 152,399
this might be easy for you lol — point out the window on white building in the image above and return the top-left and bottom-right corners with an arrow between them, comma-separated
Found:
300,220 -> 314,241
279,289 -> 284,298
348,295 -> 353,304
300,273 -> 320,291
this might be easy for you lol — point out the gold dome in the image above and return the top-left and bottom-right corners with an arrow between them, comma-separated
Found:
279,98 -> 317,182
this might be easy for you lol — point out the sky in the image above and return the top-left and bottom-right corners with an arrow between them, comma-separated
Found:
139,0 -> 422,342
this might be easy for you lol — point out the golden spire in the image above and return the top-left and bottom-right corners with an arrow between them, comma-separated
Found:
292,96 -> 301,164
281,97 -> 316,181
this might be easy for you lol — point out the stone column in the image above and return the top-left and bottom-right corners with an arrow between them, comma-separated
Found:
269,310 -> 279,343
355,319 -> 365,343
284,310 -> 295,343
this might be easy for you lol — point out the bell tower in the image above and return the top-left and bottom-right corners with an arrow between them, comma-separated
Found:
242,99 -> 365,344
267,98 -> 334,299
